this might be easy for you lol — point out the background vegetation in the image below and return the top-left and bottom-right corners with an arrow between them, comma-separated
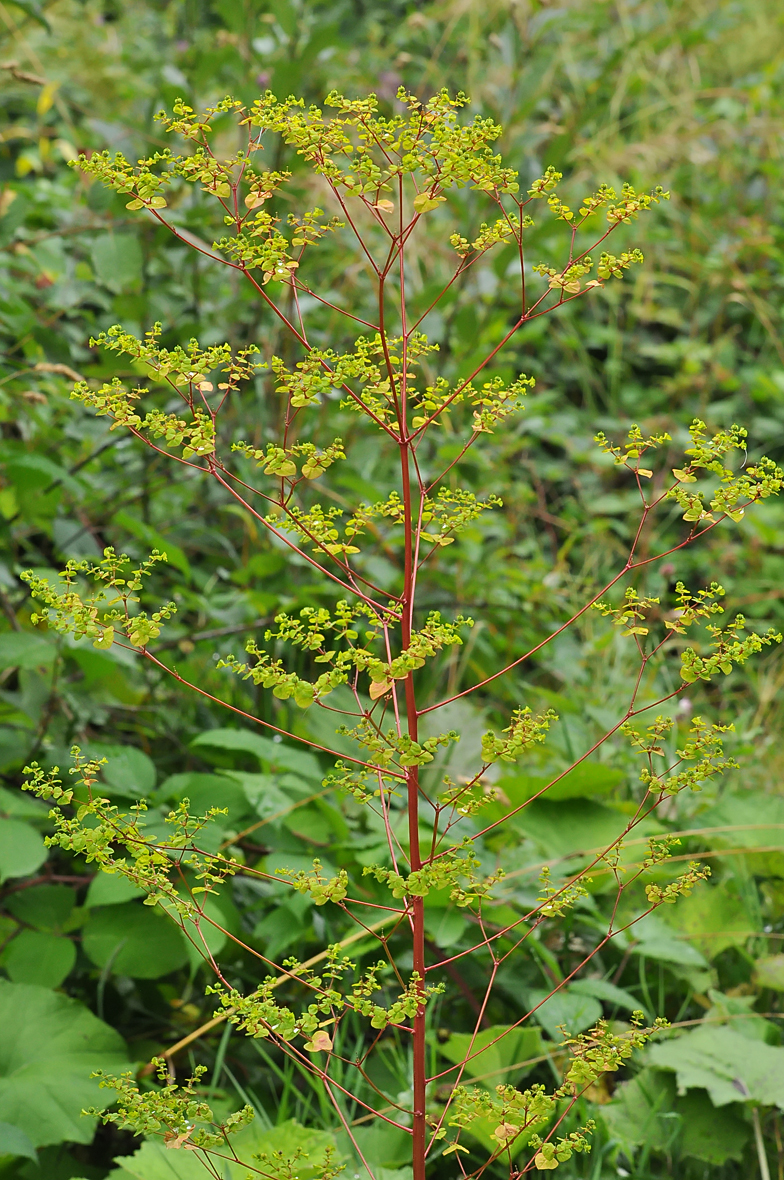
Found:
2,0 -> 784,1177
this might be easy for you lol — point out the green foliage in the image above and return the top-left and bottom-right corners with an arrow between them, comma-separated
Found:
3,2 -> 784,1179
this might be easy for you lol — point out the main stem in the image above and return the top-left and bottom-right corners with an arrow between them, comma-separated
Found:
400,435 -> 426,1180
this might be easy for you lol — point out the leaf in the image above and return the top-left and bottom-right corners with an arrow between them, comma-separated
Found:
225,1119 -> 342,1180
113,510 -> 191,580
526,986 -> 602,1041
91,234 -> 143,294
568,977 -> 645,1015
677,1087 -> 749,1164
498,763 -> 624,804
3,931 -> 76,988
413,192 -> 446,213
602,1067 -> 749,1164
754,953 -> 784,990
82,902 -> 190,979
0,981 -> 128,1147
191,728 -> 321,781
6,884 -> 75,932
0,631 -> 55,671
625,913 -> 709,968
158,772 -> 252,825
86,873 -> 146,907
0,1120 -> 37,1160
4,0 -> 49,30
85,743 -> 157,799
369,678 -> 392,699
305,1030 -> 333,1052
656,878 -> 758,960
108,1139 -> 208,1179
439,1024 -> 542,1087
0,819 -> 47,884
649,1024 -> 784,1108
602,1067 -> 676,1157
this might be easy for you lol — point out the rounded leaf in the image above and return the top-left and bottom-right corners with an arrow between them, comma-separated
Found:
4,930 -> 76,988
0,819 -> 46,884
82,902 -> 190,979
0,981 -> 128,1147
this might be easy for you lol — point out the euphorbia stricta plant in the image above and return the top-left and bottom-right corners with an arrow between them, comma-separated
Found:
22,89 -> 782,1177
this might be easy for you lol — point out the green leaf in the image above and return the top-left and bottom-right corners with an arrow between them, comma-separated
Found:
4,0 -> 49,29
91,234 -> 143,294
677,1088 -> 749,1164
656,879 -> 758,960
625,913 -> 709,968
85,873 -> 146,908
191,728 -> 321,781
568,976 -> 645,1015
0,632 -> 55,671
754,953 -> 784,990
603,1067 -> 749,1165
82,902 -> 190,979
438,1024 -> 542,1088
157,772 -> 252,823
526,986 -> 602,1041
0,981 -> 128,1147
113,510 -> 191,580
108,1139 -> 208,1179
6,884 -> 75,931
649,1024 -> 784,1108
0,1120 -> 37,1160
0,819 -> 47,884
3,931 -> 76,988
109,1119 -> 342,1180
602,1067 -> 676,1157
413,193 -> 446,213
497,762 -> 624,804
85,743 -> 157,798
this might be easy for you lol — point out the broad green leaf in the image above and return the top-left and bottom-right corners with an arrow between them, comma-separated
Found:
4,0 -> 49,29
0,1119 -> 37,1160
85,743 -> 157,798
226,1118 -> 342,1180
649,1024 -> 784,1108
6,884 -> 75,931
0,452 -> 80,495
192,728 -> 321,781
754,953 -> 784,990
423,901 -> 469,948
439,1024 -> 542,1088
113,510 -> 191,580
568,976 -> 645,1015
0,632 -> 55,671
497,762 -> 624,804
86,872 -> 146,907
657,879 -> 758,959
82,902 -> 190,979
526,986 -> 602,1041
3,930 -> 76,988
91,234 -> 143,293
0,819 -> 47,884
602,1066 -> 677,1157
108,1139 -> 208,1179
677,1088 -> 749,1164
0,786 -> 47,819
157,772 -> 252,824
512,799 -> 661,865
602,1067 -> 749,1164
696,791 -> 784,876
0,981 -> 128,1147
110,1120 -> 342,1180
624,913 -> 709,968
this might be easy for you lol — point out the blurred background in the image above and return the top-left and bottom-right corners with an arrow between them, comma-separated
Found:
1,1 -> 784,1177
